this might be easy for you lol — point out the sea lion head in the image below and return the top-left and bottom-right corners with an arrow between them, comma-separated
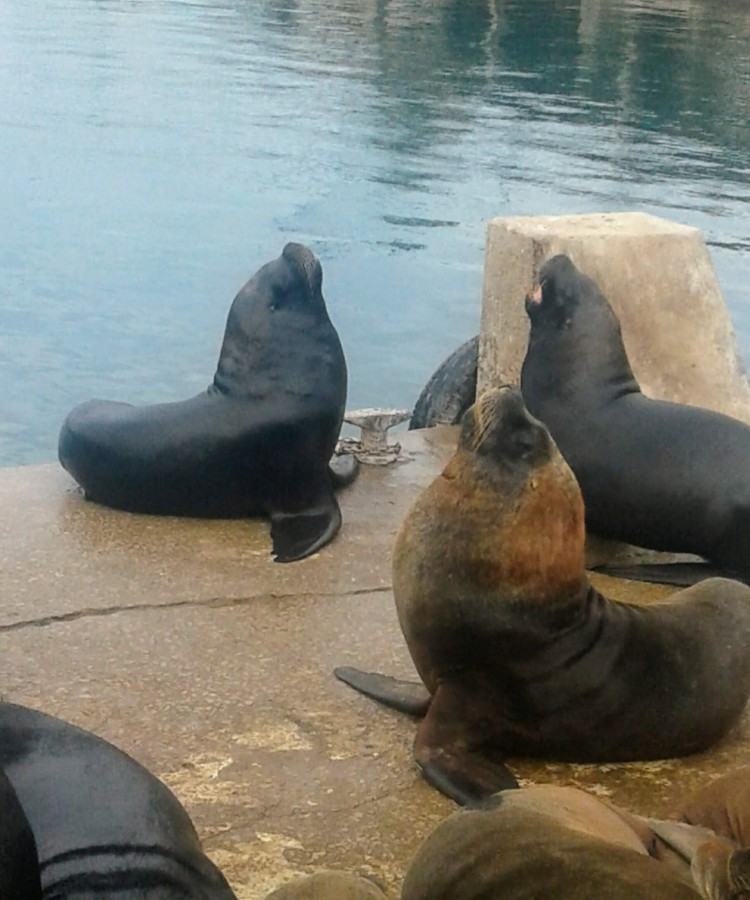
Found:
525,254 -> 582,328
446,386 -> 586,600
522,254 -> 636,395
458,384 -> 556,475
213,243 -> 334,397
524,253 -> 622,335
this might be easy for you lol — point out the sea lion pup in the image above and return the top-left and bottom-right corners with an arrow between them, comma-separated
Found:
401,784 -> 703,899
0,701 -> 237,899
520,253 -> 750,584
335,387 -> 750,805
58,242 -> 357,562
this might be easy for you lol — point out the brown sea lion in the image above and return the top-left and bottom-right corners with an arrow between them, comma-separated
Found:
646,823 -> 749,900
264,871 -> 385,899
401,784 -> 701,899
335,387 -> 750,805
647,766 -> 750,898
520,253 -> 750,585
674,767 -> 750,847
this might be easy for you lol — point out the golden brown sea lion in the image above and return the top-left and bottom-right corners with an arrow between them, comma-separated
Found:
335,387 -> 750,805
652,767 -> 750,899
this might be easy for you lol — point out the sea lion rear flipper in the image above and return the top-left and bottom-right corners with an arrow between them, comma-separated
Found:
270,498 -> 342,563
647,820 -> 748,900
333,666 -> 431,716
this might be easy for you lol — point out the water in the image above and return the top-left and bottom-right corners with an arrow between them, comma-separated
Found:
2,0 -> 749,465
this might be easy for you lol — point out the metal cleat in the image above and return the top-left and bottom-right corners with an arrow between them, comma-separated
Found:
338,407 -> 411,465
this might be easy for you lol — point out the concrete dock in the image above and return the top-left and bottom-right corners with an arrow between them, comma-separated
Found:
2,428 -> 750,898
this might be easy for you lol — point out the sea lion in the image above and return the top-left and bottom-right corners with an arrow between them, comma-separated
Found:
672,767 -> 750,849
335,387 -> 750,805
0,700 -> 237,898
401,784 -> 703,899
58,243 -> 357,562
520,253 -> 750,583
644,768 -> 750,899
647,823 -> 750,900
0,764 -> 41,899
264,871 -> 385,900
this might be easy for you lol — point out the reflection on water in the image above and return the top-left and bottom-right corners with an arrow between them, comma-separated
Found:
1,0 -> 749,464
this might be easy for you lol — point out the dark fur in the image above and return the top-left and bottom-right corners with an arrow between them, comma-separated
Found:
0,702 -> 235,899
521,254 -> 750,581
59,243 -> 356,561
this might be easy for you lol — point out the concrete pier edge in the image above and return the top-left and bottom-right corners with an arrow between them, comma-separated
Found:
3,212 -> 750,895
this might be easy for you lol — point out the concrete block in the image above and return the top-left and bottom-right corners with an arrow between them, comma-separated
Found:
478,212 -> 750,422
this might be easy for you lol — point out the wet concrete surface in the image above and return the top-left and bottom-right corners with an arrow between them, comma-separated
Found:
1,426 -> 750,897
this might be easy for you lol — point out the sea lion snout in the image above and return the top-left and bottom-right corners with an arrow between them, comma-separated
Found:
526,283 -> 543,304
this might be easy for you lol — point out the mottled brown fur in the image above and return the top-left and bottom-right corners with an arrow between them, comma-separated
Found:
336,387 -> 750,805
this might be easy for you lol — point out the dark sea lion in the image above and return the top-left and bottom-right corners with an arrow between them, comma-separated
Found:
0,700 -> 236,899
0,764 -> 42,899
520,253 -> 750,583
58,243 -> 357,562
335,387 -> 750,805
401,784 -> 701,899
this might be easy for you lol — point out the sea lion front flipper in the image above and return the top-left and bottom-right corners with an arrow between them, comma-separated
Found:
414,684 -> 519,807
646,818 -> 721,861
269,496 -> 342,563
646,819 -> 746,900
334,667 -> 431,716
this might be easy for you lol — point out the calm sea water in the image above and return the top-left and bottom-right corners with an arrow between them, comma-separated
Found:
2,0 -> 750,465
